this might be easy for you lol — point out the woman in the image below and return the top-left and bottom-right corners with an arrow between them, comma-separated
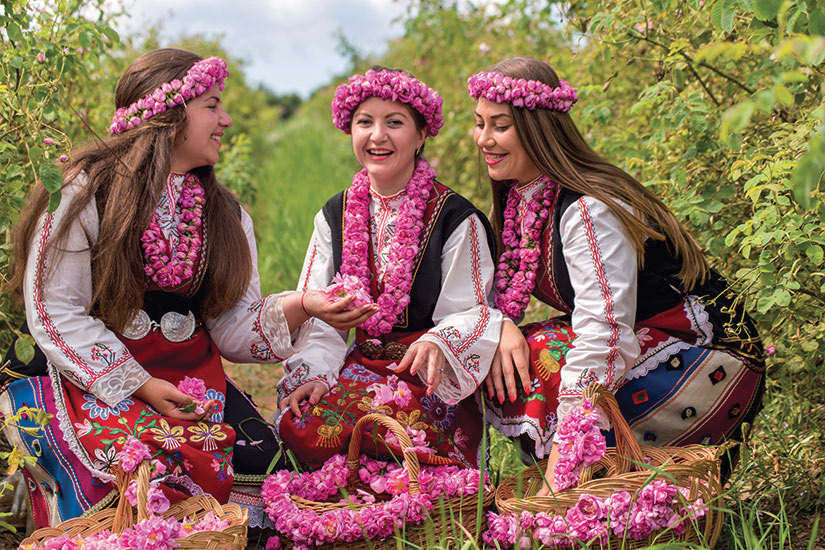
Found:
1,48 -> 374,527
467,57 -> 765,494
276,67 -> 502,468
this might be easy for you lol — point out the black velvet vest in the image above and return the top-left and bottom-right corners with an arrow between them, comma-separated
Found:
323,181 -> 494,335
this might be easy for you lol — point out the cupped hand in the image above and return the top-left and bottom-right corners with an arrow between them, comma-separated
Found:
394,341 -> 447,396
277,381 -> 329,418
302,290 -> 379,330
133,377 -> 216,422
485,320 -> 531,405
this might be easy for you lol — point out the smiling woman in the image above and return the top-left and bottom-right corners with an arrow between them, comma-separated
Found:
275,66 -> 503,470
1,48 -> 373,529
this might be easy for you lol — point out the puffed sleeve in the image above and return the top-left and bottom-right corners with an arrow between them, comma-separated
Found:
206,207 -> 305,363
24,175 -> 151,408
277,211 -> 349,401
416,214 -> 503,403
555,196 -> 641,424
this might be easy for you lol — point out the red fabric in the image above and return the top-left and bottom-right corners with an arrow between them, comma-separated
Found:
279,331 -> 483,469
61,327 -> 235,504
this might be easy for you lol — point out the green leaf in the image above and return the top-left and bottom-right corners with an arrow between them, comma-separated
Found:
14,335 -> 35,365
753,0 -> 782,21
809,8 -> 825,35
48,191 -> 61,213
720,100 -> 755,140
774,84 -> 794,106
78,30 -> 90,49
712,1 -> 736,31
102,27 -> 120,44
10,56 -> 23,69
806,244 -> 824,264
40,163 -> 62,193
6,23 -> 23,42
792,134 -> 825,209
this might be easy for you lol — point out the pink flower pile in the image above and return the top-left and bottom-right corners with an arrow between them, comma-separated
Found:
483,483 -> 708,548
331,68 -> 443,137
340,158 -> 434,337
261,453 -> 489,549
553,397 -> 607,490
467,70 -> 578,112
23,441 -> 232,550
367,375 -> 412,408
325,273 -> 375,309
141,174 -> 205,289
176,375 -> 209,415
494,176 -> 556,319
110,56 -> 229,134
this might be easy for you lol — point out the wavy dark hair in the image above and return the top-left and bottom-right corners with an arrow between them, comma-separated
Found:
9,48 -> 251,331
482,56 -> 709,290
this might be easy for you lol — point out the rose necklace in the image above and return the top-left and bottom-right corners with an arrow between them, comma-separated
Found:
341,158 -> 435,337
140,173 -> 205,289
494,175 -> 556,319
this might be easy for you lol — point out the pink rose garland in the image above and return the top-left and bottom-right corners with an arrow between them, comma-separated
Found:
141,173 -> 205,289
467,70 -> 578,112
494,176 -> 556,319
110,56 -> 229,134
341,158 -> 435,337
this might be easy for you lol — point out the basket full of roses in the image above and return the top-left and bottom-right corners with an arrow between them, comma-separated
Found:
18,437 -> 248,550
261,413 -> 494,550
486,383 -> 725,549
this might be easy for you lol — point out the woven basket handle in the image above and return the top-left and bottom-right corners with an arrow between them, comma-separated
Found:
346,413 -> 421,496
580,383 -> 646,481
111,460 -> 153,533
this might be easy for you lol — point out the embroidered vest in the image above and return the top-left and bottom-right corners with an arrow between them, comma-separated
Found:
323,180 -> 494,335
531,187 -> 686,322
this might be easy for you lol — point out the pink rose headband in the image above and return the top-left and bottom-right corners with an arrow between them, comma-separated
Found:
331,69 -> 444,137
109,56 -> 229,135
467,71 -> 578,112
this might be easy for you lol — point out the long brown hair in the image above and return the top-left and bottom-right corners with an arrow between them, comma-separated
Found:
9,48 -> 251,331
483,56 -> 708,290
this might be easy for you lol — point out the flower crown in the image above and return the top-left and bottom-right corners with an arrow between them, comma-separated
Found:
467,70 -> 578,112
331,69 -> 444,137
109,56 -> 229,135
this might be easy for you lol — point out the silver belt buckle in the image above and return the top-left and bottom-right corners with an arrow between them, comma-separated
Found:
122,310 -> 196,343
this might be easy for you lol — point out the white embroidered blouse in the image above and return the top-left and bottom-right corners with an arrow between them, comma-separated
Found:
279,187 -> 503,405
513,182 -> 641,428
23,173 -> 298,408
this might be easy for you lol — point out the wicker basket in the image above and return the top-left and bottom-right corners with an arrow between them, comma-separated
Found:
19,460 -> 248,549
495,383 -> 725,549
281,413 -> 494,550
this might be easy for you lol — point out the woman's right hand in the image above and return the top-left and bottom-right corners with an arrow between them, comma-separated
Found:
133,377 -> 216,422
301,289 -> 379,330
485,320 -> 531,405
278,381 -> 329,417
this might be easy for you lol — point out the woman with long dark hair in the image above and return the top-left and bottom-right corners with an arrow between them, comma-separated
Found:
467,56 -> 765,494
1,48 -> 373,526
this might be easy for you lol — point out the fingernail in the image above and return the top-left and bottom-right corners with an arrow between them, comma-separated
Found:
510,393 -> 516,403
498,395 -> 504,405
488,389 -> 493,400
310,398 -> 317,405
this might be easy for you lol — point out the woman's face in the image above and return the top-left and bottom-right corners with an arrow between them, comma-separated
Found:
351,97 -> 425,191
171,87 -> 233,173
473,97 -> 540,185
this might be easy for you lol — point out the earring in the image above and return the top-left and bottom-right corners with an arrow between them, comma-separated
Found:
415,144 -> 423,156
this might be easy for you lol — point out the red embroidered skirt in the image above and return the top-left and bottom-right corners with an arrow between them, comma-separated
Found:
277,331 -> 484,469
60,327 -> 236,504
486,299 -> 765,458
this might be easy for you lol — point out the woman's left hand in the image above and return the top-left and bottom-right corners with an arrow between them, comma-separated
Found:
301,290 -> 379,330
535,442 -> 561,497
394,341 -> 447,396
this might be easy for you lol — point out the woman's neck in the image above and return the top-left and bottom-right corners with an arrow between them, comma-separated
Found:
367,164 -> 416,197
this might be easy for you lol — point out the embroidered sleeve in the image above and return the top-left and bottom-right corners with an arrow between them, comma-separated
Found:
417,214 -> 503,403
555,196 -> 640,428
279,211 -> 349,401
23,176 -> 151,408
207,208 -> 304,362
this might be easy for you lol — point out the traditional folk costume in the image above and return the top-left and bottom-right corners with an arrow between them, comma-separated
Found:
276,162 -> 502,468
0,57 -> 292,529
276,68 -> 502,469
466,71 -> 765,462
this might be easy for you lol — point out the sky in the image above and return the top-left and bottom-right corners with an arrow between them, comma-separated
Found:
116,0 -> 407,97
